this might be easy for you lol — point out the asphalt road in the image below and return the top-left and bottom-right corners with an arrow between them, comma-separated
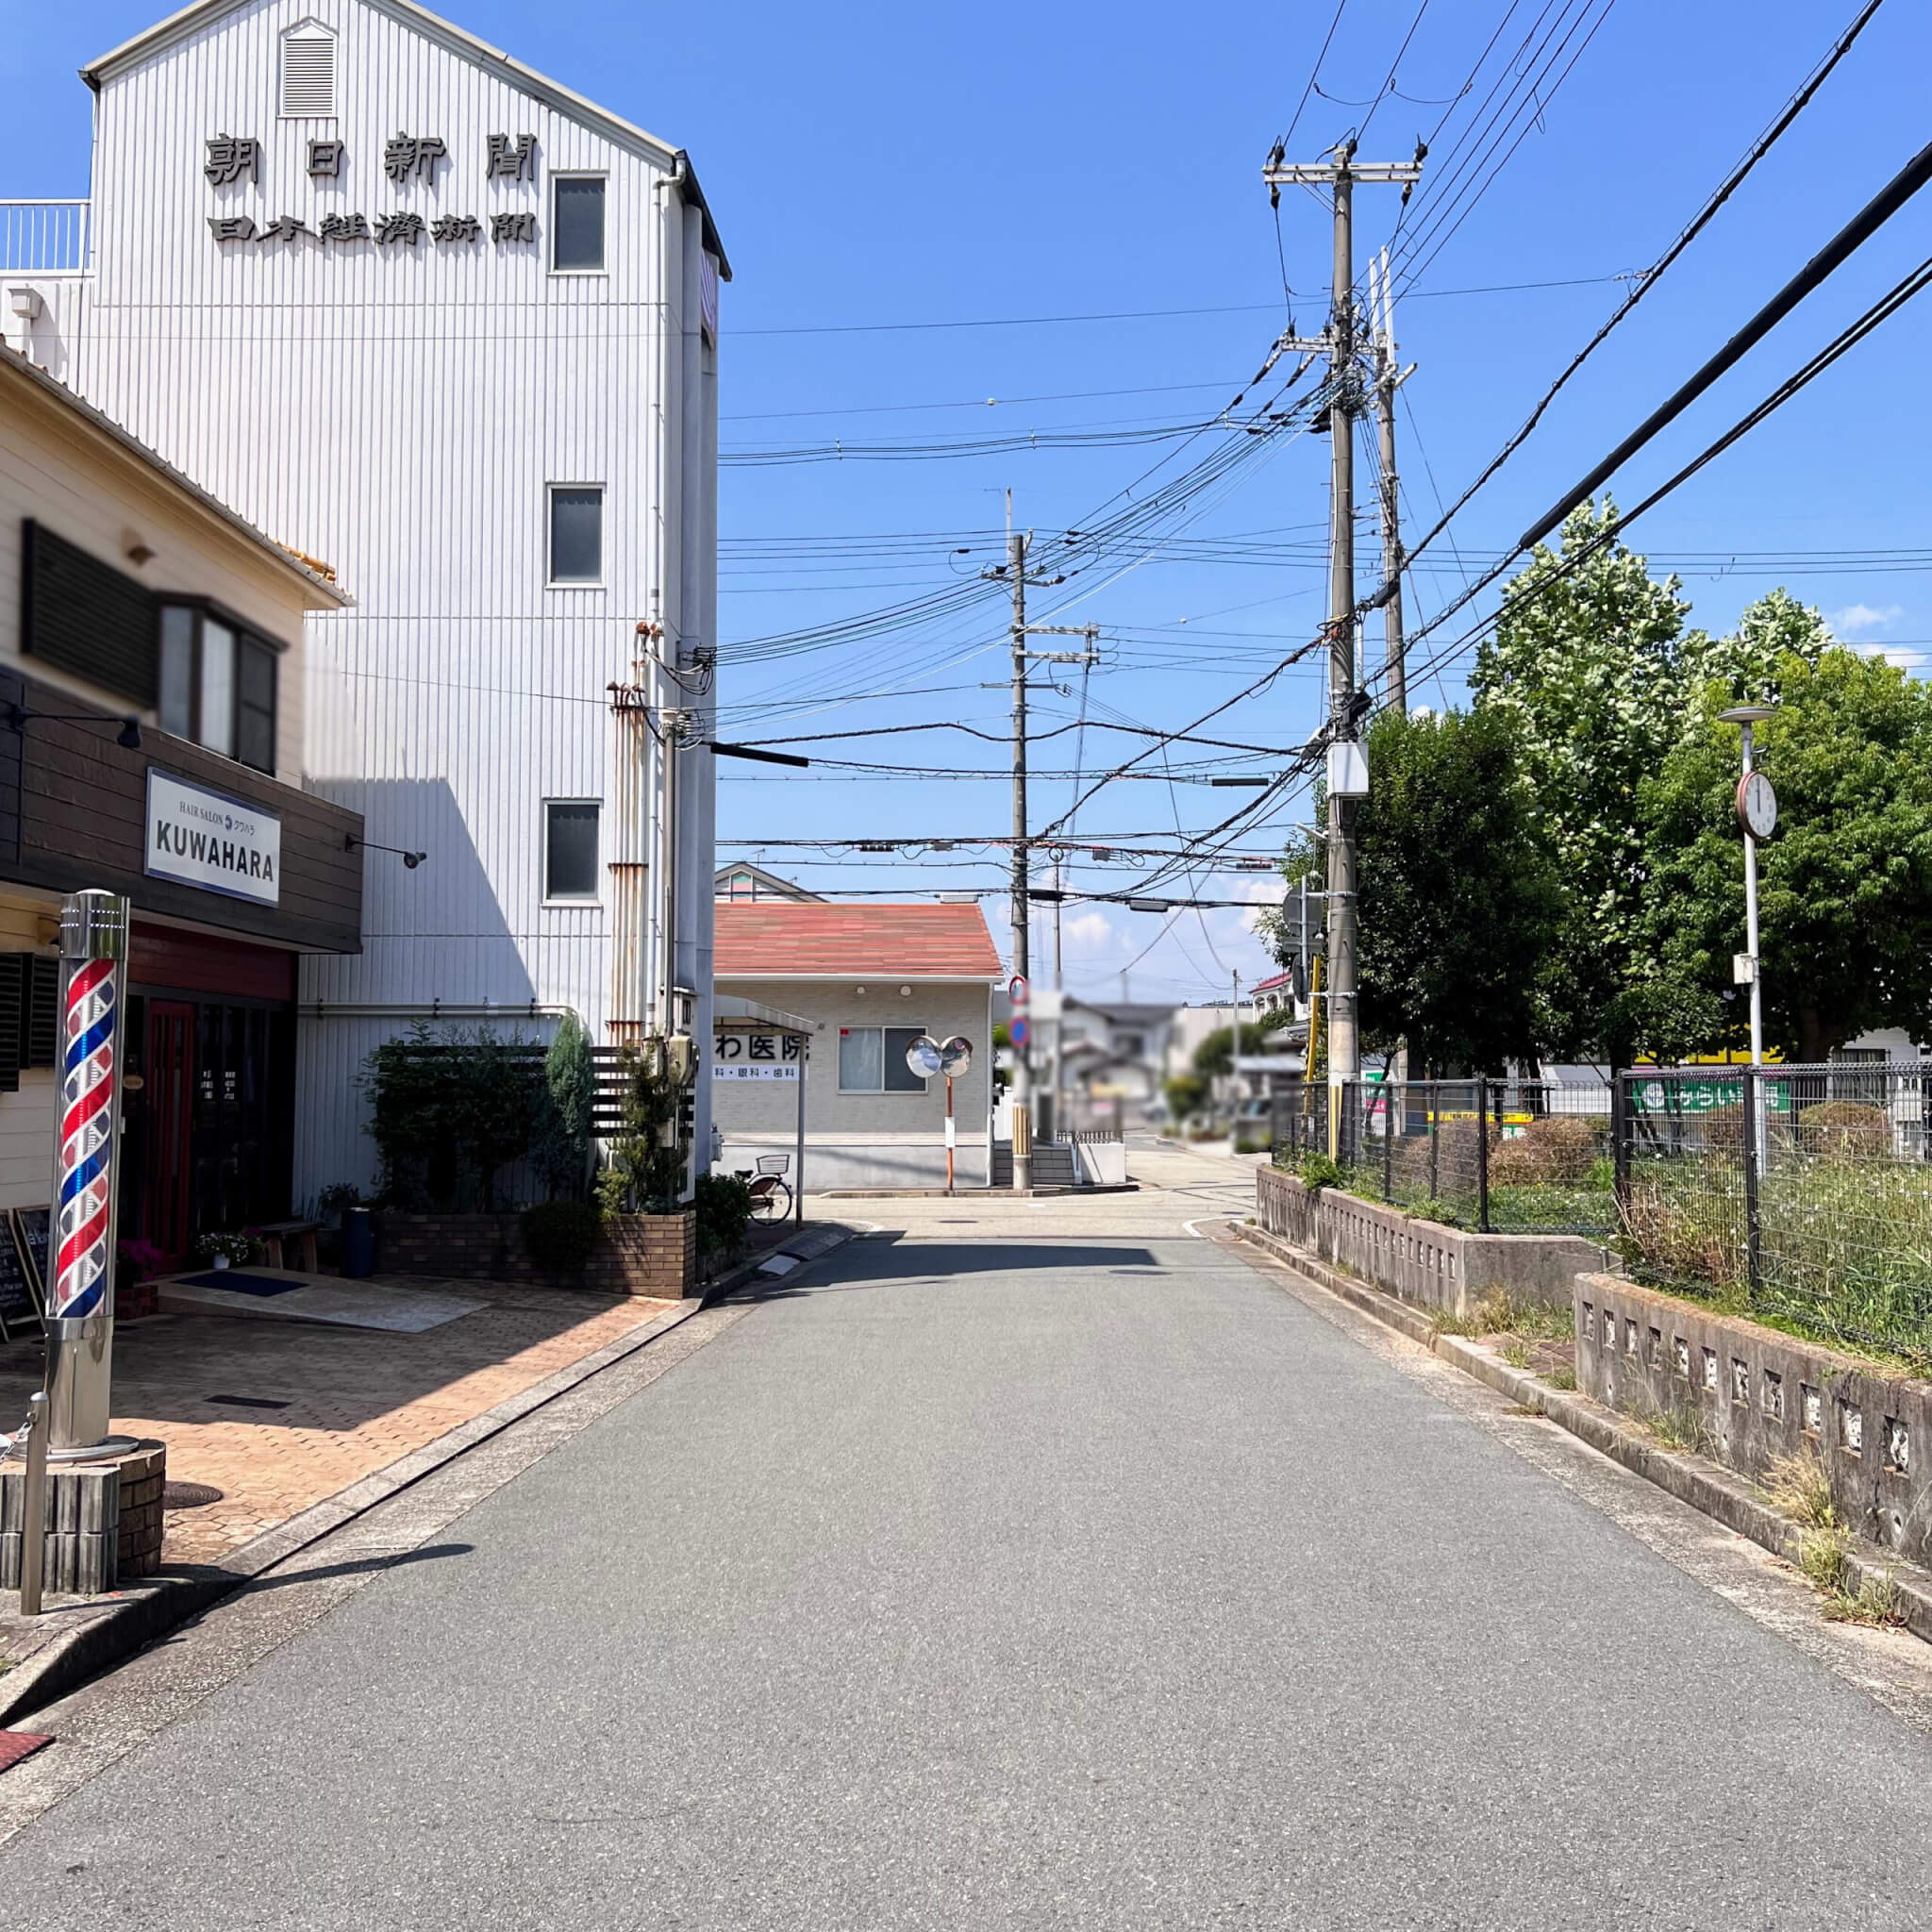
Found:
3,1144 -> 1931,1925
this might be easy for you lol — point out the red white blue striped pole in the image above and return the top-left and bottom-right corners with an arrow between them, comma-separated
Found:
44,890 -> 132,1457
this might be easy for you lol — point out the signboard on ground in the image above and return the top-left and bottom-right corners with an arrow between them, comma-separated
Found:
1632,1077 -> 1795,1115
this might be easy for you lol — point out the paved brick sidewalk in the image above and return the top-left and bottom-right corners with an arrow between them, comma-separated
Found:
0,1282 -> 678,1566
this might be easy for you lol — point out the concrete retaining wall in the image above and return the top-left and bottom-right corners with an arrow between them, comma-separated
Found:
1574,1274 -> 1932,1566
378,1210 -> 694,1297
1255,1166 -> 1603,1317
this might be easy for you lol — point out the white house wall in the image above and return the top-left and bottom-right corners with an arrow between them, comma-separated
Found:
23,0 -> 722,1204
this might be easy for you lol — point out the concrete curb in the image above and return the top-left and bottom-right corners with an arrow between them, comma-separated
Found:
1229,1221 -> 1932,1645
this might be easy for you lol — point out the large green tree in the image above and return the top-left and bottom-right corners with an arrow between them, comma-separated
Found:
1264,707 -> 1562,1074
1641,647 -> 1932,1061
1472,503 -> 1826,1061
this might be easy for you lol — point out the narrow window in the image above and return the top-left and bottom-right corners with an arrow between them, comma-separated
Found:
158,605 -> 195,738
543,800 -> 600,900
199,619 -> 236,758
549,486 -> 603,584
884,1025 -> 929,1092
552,176 -> 606,270
238,639 -> 276,772
280,26 -> 336,118
838,1027 -> 883,1092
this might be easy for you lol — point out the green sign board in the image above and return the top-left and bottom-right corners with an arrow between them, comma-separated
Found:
1631,1076 -> 1795,1116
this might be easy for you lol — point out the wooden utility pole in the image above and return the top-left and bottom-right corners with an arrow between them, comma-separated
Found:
1262,142 -> 1422,1156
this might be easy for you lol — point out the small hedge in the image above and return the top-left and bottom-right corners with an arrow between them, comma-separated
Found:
694,1171 -> 756,1259
520,1199 -> 605,1274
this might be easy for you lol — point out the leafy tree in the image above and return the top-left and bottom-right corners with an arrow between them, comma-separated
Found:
1641,648 -> 1932,1061
533,1011 -> 599,1198
1188,1010 -> 1297,1079
362,1024 -> 541,1211
1472,504 -> 1827,1062
1266,707 -> 1561,1074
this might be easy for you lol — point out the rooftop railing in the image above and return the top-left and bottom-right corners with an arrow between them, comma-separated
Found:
1,201 -> 91,275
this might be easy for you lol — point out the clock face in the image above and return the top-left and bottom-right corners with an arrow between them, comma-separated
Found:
1737,770 -> 1778,840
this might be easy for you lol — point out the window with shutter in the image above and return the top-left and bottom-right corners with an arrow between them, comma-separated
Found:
25,956 -> 58,1071
281,27 -> 335,118
0,958 -> 21,1096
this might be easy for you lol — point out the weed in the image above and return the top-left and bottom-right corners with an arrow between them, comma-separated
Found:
1543,1366 -> 1578,1391
1297,1152 -> 1342,1193
1641,1402 -> 1710,1456
1825,1570 -> 1907,1627
1499,1339 -> 1531,1369
1763,1449 -> 1840,1530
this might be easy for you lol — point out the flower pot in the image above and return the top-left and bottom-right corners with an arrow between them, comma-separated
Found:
212,1254 -> 230,1271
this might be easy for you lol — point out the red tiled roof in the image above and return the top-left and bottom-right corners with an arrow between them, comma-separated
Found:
1251,969 -> 1295,994
715,902 -> 1004,979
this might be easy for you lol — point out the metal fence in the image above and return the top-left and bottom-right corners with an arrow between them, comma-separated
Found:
1,201 -> 91,275
1617,1061 -> 1932,1357
1271,1074 -> 1616,1236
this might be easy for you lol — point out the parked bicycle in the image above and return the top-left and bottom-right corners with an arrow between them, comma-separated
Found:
734,1154 -> 793,1222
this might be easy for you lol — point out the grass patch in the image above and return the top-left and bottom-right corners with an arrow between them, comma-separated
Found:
1542,1365 -> 1577,1391
1499,1339 -> 1531,1369
1763,1448 -> 1840,1530
1641,1402 -> 1711,1456
1794,1524 -> 1907,1625
1428,1287 -> 1573,1344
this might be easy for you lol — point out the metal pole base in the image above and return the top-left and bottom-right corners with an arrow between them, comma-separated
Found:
45,1434 -> 142,1465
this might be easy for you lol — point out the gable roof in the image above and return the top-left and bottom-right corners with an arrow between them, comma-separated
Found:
82,0 -> 729,275
1,345 -> 349,606
716,903 -> 1004,981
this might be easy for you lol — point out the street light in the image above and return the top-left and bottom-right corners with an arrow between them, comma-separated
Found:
1718,704 -> 1778,1166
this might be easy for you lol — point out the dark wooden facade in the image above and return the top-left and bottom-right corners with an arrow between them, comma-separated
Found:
0,668 -> 361,955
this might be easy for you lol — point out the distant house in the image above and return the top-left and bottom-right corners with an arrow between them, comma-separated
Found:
715,862 -> 822,904
712,901 -> 1004,1191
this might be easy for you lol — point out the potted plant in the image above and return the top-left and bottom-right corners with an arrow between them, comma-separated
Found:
195,1229 -> 257,1271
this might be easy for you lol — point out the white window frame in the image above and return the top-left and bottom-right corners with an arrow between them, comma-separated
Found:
549,172 -> 608,275
541,797 -> 602,905
546,483 -> 605,589
838,1024 -> 929,1095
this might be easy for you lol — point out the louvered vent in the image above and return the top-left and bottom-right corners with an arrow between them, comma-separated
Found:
281,32 -> 335,118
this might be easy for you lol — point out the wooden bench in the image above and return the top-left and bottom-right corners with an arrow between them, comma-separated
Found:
258,1220 -> 321,1273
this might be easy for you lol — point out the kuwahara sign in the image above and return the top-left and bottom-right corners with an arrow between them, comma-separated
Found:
145,770 -> 282,906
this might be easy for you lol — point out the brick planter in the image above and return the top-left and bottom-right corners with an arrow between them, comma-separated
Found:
1575,1274 -> 1932,1567
1255,1166 -> 1604,1317
0,1438 -> 165,1595
376,1208 -> 694,1298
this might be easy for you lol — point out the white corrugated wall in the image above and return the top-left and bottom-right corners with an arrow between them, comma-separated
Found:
49,0 -> 720,1208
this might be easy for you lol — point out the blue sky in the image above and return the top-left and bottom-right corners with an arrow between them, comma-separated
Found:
8,0 -> 1930,1008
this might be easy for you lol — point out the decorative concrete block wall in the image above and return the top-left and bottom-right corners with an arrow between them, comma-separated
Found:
378,1209 -> 695,1298
0,1439 -> 165,1595
1574,1274 -> 1932,1565
1255,1167 -> 1603,1317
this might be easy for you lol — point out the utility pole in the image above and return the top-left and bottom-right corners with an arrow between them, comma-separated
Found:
1008,522 -> 1032,1191
987,508 -> 1097,1191
1050,857 -> 1064,1143
1371,248 -> 1416,716
1263,140 -> 1422,1156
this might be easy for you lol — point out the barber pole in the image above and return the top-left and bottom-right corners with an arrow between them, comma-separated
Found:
44,891 -> 133,1457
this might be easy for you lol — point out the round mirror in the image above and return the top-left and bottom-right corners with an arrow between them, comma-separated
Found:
939,1035 -> 973,1075
904,1034 -> 944,1079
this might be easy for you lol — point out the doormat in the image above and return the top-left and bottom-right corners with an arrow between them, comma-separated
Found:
174,1272 -> 302,1296
0,1732 -> 54,1776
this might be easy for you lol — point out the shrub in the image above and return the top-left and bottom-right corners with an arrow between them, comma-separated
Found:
1798,1101 -> 1890,1160
363,1024 -> 541,1211
1297,1152 -> 1342,1192
533,1013 -> 600,1199
1489,1115 -> 1599,1184
694,1171 -> 756,1259
521,1199 -> 605,1274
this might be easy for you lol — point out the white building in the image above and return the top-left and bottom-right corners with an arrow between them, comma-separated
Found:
3,0 -> 726,1207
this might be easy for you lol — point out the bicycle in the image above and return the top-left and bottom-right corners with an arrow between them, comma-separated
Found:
735,1155 -> 793,1222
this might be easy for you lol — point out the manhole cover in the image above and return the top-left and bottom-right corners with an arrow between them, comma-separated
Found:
162,1482 -> 225,1510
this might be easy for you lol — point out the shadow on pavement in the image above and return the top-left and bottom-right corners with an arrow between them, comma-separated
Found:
727,1241 -> 1161,1301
